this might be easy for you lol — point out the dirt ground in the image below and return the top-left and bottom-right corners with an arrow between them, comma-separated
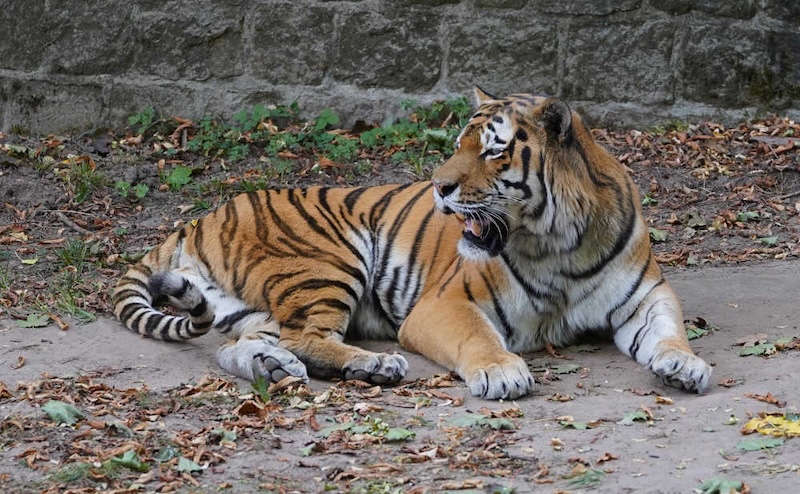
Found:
1,106 -> 799,492
1,261 -> 798,493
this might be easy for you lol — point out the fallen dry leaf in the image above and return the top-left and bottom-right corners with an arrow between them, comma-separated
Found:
718,377 -> 744,388
597,452 -> 618,464
744,392 -> 786,408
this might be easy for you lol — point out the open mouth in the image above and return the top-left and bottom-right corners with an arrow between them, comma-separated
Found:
455,213 -> 509,256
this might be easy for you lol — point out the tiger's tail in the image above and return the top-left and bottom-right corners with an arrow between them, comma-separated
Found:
111,229 -> 215,341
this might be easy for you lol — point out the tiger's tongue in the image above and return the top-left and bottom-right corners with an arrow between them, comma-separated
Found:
465,219 -> 482,237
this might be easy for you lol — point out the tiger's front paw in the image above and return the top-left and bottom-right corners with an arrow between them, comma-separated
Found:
343,352 -> 408,385
650,349 -> 711,393
464,353 -> 534,400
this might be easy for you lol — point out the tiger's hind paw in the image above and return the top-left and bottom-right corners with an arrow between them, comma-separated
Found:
253,347 -> 309,384
343,352 -> 408,385
217,339 -> 308,383
650,349 -> 711,394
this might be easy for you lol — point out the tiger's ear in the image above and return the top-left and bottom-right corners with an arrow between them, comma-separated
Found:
541,98 -> 572,145
474,86 -> 497,105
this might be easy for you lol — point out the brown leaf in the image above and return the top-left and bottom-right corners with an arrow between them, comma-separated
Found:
11,355 -> 24,369
718,377 -> 744,388
744,392 -> 786,408
735,333 -> 768,347
654,395 -> 673,405
0,381 -> 14,399
267,375 -> 304,394
596,452 -> 618,464
234,400 -> 266,418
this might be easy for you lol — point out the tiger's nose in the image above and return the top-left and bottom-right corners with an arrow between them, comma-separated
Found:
433,180 -> 457,198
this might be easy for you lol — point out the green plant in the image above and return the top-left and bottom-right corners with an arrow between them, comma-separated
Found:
0,265 -> 10,291
164,165 -> 192,191
187,117 -> 249,162
132,183 -> 149,200
313,108 -> 340,132
251,373 -> 271,403
63,158 -> 104,203
50,462 -> 90,483
191,198 -> 211,212
56,239 -> 89,271
128,107 -> 156,135
52,270 -> 95,323
114,180 -> 131,198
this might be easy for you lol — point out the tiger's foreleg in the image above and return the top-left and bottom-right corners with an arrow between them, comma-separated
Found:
216,313 -> 308,383
613,282 -> 712,393
278,306 -> 408,385
399,296 -> 534,400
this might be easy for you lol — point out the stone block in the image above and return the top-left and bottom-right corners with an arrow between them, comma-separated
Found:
0,0 -> 137,75
132,0 -> 245,81
652,0 -> 757,19
680,24 -> 771,107
447,15 -> 558,96
763,0 -> 800,25
476,0 -> 528,8
332,7 -> 442,91
250,3 -> 335,86
0,0 -> 48,71
0,78 -> 107,133
563,21 -> 676,104
530,0 -> 641,15
106,83 -> 213,126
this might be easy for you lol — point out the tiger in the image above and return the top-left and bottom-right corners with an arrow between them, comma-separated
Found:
112,88 -> 712,400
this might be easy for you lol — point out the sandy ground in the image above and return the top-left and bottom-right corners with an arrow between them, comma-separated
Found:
1,261 -> 799,493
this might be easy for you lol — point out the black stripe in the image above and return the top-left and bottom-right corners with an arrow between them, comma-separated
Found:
118,276 -> 149,292
501,146 -> 533,199
437,259 -> 462,297
284,299 -> 352,329
112,289 -> 149,304
368,183 -> 414,229
605,255 -> 651,329
314,204 -> 368,270
629,304 -> 657,359
562,180 -> 636,279
479,271 -> 514,340
276,278 -> 358,306
462,275 -> 475,303
401,208 -> 434,300
189,299 -> 208,317
216,309 -> 256,331
616,278 -> 664,332
287,188 -> 335,244
120,302 -> 149,323
344,187 -> 368,214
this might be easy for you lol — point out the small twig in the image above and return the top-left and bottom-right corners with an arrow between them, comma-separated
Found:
46,209 -> 97,217
775,190 -> 800,201
53,211 -> 93,236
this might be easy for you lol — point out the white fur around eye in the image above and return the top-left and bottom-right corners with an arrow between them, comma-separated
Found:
480,114 -> 513,157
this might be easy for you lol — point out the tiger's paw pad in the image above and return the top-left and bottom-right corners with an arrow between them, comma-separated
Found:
343,353 -> 408,385
650,349 -> 711,394
466,356 -> 534,400
253,346 -> 309,384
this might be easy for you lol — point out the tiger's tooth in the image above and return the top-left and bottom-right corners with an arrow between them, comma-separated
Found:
470,220 -> 482,237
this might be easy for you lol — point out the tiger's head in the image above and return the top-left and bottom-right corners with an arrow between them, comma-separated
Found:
432,87 -> 583,260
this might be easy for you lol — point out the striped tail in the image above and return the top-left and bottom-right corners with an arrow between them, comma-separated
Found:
112,267 -> 215,342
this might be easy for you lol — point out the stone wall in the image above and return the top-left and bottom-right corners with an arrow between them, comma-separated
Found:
0,0 -> 798,133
